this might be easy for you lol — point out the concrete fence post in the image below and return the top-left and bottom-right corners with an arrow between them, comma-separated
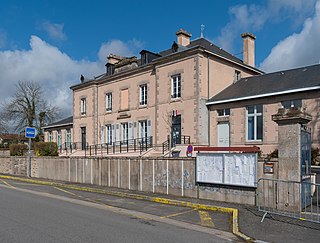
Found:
128,158 -> 131,190
90,159 -> 93,184
82,159 -> 85,183
152,159 -> 155,193
108,159 -> 111,187
167,159 -> 169,195
118,159 -> 120,188
75,159 -> 78,183
68,158 -> 71,182
181,159 -> 184,197
99,159 -> 102,186
140,159 -> 142,191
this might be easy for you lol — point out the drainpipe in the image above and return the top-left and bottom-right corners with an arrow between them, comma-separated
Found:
207,55 -> 211,146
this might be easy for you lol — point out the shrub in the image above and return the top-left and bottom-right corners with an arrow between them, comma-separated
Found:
9,144 -> 28,156
266,149 -> 278,160
34,142 -> 58,156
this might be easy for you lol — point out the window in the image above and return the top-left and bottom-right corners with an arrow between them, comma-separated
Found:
106,93 -> 112,111
57,130 -> 62,148
66,129 -> 71,148
171,74 -> 181,99
140,84 -> 147,106
235,70 -> 241,81
281,99 -> 302,109
48,131 -> 53,142
122,123 -> 128,143
139,120 -> 148,139
217,109 -> 230,116
80,98 -> 86,115
247,105 -> 263,141
106,124 -> 113,144
120,89 -> 129,111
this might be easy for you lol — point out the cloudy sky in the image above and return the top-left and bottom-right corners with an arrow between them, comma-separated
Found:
0,0 -> 319,119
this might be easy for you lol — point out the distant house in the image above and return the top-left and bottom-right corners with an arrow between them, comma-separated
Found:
206,64 -> 320,154
43,116 -> 73,149
0,134 -> 28,147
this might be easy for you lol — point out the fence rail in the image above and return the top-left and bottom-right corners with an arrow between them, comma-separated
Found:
257,178 -> 320,224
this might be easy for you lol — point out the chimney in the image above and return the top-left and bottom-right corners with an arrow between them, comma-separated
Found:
176,29 -> 192,47
107,54 -> 123,65
241,32 -> 256,67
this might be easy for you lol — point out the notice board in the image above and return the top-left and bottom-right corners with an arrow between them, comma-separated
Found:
196,153 -> 257,187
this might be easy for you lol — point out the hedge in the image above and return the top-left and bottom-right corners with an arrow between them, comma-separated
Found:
34,142 -> 58,156
9,144 -> 28,156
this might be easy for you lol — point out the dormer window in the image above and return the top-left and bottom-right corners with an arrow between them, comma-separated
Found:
235,70 -> 241,82
171,42 -> 179,53
106,63 -> 115,76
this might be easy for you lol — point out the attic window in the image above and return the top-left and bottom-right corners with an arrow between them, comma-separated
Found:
235,70 -> 241,82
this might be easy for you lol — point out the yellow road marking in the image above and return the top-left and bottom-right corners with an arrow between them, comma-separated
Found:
198,210 -> 215,227
54,187 -> 77,196
160,209 -> 196,218
0,179 -> 16,189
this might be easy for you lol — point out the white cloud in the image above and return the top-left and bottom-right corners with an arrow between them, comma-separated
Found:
215,0 -> 317,53
98,39 -> 144,62
260,1 -> 320,72
41,21 -> 67,41
0,35 -> 143,119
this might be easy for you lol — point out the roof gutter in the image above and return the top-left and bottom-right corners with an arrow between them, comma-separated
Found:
43,122 -> 73,130
206,86 -> 320,105
203,49 -> 264,74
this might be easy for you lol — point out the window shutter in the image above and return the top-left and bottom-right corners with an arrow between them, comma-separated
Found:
147,120 -> 152,138
115,124 -> 120,145
101,126 -> 104,144
133,122 -> 138,139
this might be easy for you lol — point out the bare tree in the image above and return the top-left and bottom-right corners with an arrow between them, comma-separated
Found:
1,81 -> 59,139
0,117 -> 8,134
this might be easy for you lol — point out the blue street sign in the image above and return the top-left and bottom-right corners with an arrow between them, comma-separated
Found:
25,127 -> 37,139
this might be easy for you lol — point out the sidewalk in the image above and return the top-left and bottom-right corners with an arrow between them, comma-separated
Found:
1,174 -> 319,243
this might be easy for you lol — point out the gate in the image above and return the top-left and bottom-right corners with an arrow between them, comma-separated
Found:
301,126 -> 311,208
257,178 -> 320,223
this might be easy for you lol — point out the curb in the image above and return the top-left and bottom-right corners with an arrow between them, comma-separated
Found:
0,175 -> 252,241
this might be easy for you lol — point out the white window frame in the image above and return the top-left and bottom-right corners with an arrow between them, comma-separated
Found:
57,130 -> 62,147
122,123 -> 129,143
80,98 -> 86,115
139,120 -> 148,139
106,93 -> 112,112
246,105 -> 263,142
106,124 -> 113,145
49,131 -> 53,142
217,108 -> 230,116
139,84 -> 147,106
171,74 -> 181,99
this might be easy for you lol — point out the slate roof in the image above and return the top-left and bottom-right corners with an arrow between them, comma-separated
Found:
207,64 -> 320,105
159,38 -> 262,73
44,116 -> 73,129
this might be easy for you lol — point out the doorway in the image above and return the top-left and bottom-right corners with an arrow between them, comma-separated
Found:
172,115 -> 181,147
217,123 -> 230,147
81,127 -> 86,150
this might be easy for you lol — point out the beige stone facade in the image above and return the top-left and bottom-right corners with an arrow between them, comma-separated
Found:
71,30 -> 261,148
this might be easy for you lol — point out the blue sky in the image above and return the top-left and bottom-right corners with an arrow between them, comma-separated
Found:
0,0 -> 320,117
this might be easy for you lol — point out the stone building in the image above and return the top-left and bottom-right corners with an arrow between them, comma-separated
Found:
69,29 -> 261,151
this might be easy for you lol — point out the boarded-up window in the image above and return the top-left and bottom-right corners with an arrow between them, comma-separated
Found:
120,89 -> 129,110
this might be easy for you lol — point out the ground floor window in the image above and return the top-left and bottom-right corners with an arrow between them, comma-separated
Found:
247,105 -> 263,141
122,123 -> 128,143
106,124 -> 113,144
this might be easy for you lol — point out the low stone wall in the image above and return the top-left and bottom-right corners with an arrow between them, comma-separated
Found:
0,156 -> 278,205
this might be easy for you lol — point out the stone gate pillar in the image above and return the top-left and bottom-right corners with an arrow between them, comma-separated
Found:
271,108 -> 312,211
272,108 -> 311,181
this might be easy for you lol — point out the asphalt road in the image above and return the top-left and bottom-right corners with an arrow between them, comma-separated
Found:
0,184 -> 234,243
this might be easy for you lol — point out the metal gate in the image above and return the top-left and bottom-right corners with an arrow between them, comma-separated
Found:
301,126 -> 311,208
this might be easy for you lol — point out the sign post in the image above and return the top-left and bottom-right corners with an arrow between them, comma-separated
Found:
25,127 -> 37,177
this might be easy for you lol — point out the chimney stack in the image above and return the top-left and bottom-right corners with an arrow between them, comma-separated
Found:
241,32 -> 256,67
176,29 -> 192,47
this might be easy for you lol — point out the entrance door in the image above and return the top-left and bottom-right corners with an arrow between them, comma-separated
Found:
172,115 -> 181,147
81,127 -> 86,150
217,123 -> 230,147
